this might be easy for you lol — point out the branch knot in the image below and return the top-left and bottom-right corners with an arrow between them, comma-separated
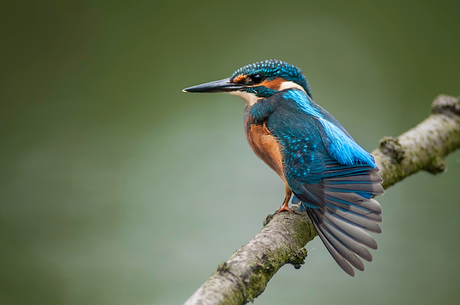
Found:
217,262 -> 231,275
424,156 -> 446,175
288,248 -> 307,269
431,95 -> 460,116
263,214 -> 275,227
379,136 -> 405,163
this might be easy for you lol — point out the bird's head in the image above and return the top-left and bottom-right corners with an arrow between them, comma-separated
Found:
183,60 -> 312,106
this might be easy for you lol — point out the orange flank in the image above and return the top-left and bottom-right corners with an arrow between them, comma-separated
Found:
245,120 -> 294,213
246,122 -> 284,178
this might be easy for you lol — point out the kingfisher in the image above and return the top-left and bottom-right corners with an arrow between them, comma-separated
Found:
183,60 -> 384,276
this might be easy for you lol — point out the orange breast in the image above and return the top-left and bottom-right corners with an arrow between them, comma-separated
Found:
245,122 -> 286,180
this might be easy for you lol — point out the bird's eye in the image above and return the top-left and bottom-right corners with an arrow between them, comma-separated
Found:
251,74 -> 263,84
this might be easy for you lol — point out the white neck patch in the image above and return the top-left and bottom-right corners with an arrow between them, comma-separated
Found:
229,91 -> 259,106
278,81 -> 307,93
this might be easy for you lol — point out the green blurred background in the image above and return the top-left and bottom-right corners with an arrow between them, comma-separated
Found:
1,1 -> 460,304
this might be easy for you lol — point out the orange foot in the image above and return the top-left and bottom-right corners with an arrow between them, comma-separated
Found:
275,202 -> 294,213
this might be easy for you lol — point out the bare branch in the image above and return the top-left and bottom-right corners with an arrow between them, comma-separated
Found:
184,95 -> 460,305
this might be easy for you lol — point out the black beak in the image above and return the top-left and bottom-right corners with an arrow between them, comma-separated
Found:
182,78 -> 243,93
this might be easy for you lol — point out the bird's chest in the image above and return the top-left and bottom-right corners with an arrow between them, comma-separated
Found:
244,119 -> 285,179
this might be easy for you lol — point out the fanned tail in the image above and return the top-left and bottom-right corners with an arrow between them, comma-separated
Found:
296,163 -> 384,276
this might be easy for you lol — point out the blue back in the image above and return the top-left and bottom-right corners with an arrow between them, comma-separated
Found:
248,89 -> 375,187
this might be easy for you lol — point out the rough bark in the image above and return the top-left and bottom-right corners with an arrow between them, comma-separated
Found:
184,95 -> 460,305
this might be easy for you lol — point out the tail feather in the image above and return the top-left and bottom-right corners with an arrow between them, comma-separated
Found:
317,228 -> 357,276
325,196 -> 382,222
320,216 -> 373,261
320,223 -> 365,271
322,211 -> 378,249
326,191 -> 382,214
325,207 -> 381,233
325,182 -> 384,194
307,209 -> 356,276
297,164 -> 383,276
327,173 -> 383,183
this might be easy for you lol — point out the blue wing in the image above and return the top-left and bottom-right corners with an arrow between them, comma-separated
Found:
265,89 -> 384,276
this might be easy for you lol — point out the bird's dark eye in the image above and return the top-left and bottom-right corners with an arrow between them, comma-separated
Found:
251,74 -> 263,84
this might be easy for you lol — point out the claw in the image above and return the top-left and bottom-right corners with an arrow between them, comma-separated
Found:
276,188 -> 294,212
276,201 -> 294,213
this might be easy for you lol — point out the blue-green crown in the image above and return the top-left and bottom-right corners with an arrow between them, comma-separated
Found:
230,59 -> 312,97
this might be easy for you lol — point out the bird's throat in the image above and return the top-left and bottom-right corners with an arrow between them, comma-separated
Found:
229,91 -> 260,106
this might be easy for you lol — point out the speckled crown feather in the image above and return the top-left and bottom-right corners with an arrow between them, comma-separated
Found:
230,59 -> 312,97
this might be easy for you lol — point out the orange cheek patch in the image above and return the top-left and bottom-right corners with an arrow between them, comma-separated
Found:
233,74 -> 248,83
259,78 -> 285,90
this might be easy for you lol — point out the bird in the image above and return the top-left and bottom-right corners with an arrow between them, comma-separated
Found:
183,59 -> 384,276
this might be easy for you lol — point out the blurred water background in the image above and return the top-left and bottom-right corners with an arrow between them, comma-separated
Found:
1,1 -> 460,304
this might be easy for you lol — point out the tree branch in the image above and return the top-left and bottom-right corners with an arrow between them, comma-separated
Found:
184,95 -> 460,305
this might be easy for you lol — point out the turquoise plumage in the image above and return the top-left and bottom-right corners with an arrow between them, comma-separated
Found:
183,60 -> 384,276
